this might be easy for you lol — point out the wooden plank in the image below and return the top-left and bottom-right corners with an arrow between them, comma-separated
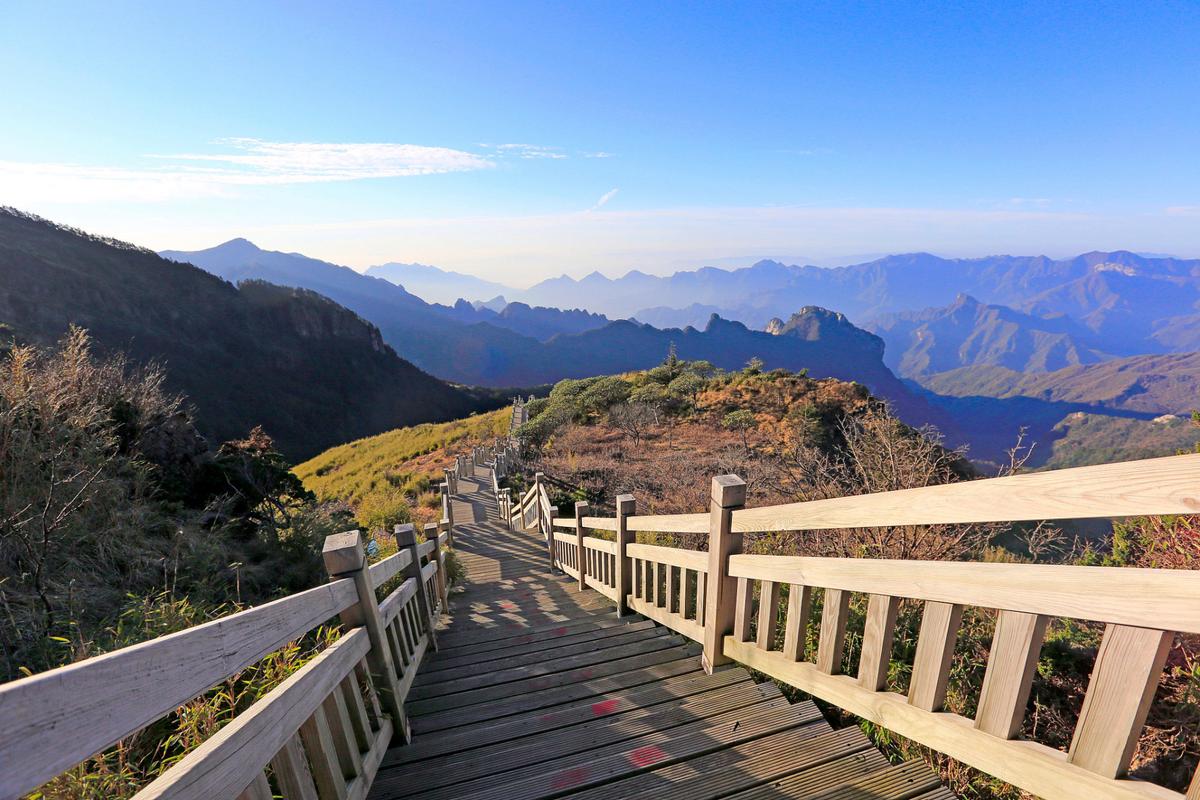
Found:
782,584 -> 813,662
270,734 -> 319,800
411,650 -> 701,732
734,577 -> 753,642
627,541 -> 709,572
816,588 -> 851,675
298,705 -> 349,800
724,637 -> 1182,800
858,594 -> 900,691
132,629 -> 368,800
339,675 -> 373,752
390,682 -> 786,794
382,699 -> 820,800
409,628 -> 672,700
728,554 -> 1200,634
909,601 -> 964,712
0,578 -> 357,799
1188,767 -> 1200,800
407,640 -> 695,717
975,610 -> 1048,739
368,551 -> 413,590
756,580 -> 781,651
616,454 -> 1200,533
323,688 -> 364,780
627,596 -> 706,643
421,620 -> 653,676
387,668 -> 748,766
722,758 -> 938,800
414,624 -> 664,687
1069,624 -> 1173,777
548,726 -> 877,800
235,772 -> 272,800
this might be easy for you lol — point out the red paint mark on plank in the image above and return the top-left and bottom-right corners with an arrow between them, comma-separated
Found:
551,766 -> 589,790
554,626 -> 568,635
591,698 -> 620,716
627,745 -> 669,768
576,667 -> 594,680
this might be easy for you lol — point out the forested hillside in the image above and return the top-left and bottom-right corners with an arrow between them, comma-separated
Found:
0,209 -> 489,460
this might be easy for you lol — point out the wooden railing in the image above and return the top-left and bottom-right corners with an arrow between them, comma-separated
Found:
0,515 -> 452,800
540,453 -> 1200,800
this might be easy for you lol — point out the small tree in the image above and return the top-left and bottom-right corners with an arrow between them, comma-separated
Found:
610,402 -> 657,446
722,409 -> 756,453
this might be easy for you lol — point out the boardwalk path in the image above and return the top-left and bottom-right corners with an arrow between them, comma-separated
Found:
369,469 -> 951,800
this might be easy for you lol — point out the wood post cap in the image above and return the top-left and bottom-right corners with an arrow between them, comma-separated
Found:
440,483 -> 449,495
322,530 -> 364,575
394,523 -> 417,545
711,474 -> 747,507
423,523 -> 438,538
575,501 -> 591,519
616,494 -> 636,514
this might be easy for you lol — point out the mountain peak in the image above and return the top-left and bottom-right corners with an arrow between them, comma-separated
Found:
213,237 -> 262,254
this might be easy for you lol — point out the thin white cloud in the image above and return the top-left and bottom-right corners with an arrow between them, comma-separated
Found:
584,151 -> 614,158
0,139 -> 495,204
481,143 -> 567,159
1166,206 -> 1200,216
589,188 -> 619,211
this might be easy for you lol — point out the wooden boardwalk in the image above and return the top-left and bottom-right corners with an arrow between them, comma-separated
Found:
369,471 -> 951,800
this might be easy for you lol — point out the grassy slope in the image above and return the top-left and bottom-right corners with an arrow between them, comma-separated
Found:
294,408 -> 509,505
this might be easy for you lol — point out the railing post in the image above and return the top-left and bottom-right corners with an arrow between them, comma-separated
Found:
321,530 -> 408,739
615,494 -> 636,617
443,467 -> 455,496
395,523 -> 438,652
702,475 -> 746,673
424,522 -> 450,612
574,501 -> 591,592
441,483 -> 455,546
502,488 -> 512,529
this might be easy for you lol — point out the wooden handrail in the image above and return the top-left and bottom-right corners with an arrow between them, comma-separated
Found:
535,454 -> 1200,800
1,518 -> 456,799
0,579 -> 358,797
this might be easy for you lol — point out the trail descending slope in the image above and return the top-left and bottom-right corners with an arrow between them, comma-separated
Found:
369,467 -> 949,800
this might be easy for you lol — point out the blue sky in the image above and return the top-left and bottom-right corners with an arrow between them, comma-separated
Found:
2,1 -> 1199,283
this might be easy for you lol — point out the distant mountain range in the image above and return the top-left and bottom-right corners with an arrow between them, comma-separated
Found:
363,262 -> 515,306
162,242 -> 935,423
865,294 -> 1110,378
1,211 -> 491,460
365,251 -> 1200,371
149,235 -> 1200,469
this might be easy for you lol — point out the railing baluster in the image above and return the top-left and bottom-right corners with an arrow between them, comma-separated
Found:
858,594 -> 900,690
1069,624 -> 1173,777
236,771 -> 272,800
975,610 -> 1048,738
322,689 -> 363,780
756,580 -> 780,651
733,577 -> 753,642
299,705 -> 349,800
339,674 -> 373,752
908,601 -> 964,712
782,584 -> 813,662
816,588 -> 851,674
271,734 -> 319,800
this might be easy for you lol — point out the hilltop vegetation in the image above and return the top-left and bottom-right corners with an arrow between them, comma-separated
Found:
295,408 -> 510,531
